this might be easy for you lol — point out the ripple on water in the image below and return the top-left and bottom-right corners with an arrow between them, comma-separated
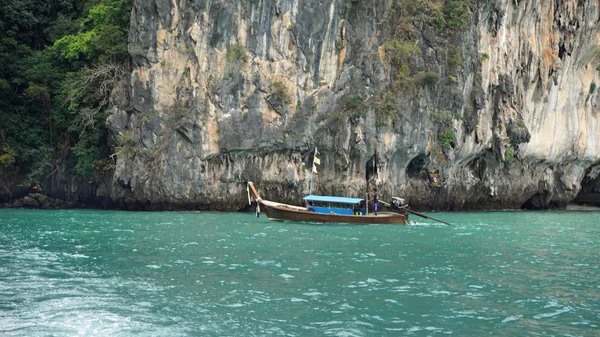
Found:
290,298 -> 307,302
391,285 -> 411,292
533,306 -> 573,319
501,315 -> 521,323
302,291 -> 324,297
430,290 -> 452,296
406,326 -> 446,334
323,327 -> 365,337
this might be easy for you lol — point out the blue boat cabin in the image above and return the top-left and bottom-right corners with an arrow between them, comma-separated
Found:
304,195 -> 366,215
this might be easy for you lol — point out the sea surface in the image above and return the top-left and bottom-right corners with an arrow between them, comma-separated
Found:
0,209 -> 598,336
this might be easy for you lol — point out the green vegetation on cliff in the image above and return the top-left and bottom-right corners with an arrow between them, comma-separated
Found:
0,0 -> 131,193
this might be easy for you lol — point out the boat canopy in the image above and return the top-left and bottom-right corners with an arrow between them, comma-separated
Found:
303,195 -> 364,205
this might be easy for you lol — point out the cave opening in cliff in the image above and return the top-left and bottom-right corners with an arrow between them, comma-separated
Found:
521,192 -> 561,210
366,155 -> 377,185
521,194 -> 544,210
571,174 -> 600,208
406,154 -> 427,178
467,157 -> 487,181
558,43 -> 567,60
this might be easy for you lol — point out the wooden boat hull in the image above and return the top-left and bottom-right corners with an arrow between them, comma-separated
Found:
259,200 -> 407,225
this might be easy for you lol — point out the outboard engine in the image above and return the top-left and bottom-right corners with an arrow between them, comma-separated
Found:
391,197 -> 407,209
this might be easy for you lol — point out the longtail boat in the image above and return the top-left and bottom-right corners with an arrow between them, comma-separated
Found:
247,182 -> 408,225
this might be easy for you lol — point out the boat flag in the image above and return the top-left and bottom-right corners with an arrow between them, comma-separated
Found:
312,147 -> 320,173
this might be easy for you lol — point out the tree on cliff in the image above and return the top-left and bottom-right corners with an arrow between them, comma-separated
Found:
0,0 -> 131,195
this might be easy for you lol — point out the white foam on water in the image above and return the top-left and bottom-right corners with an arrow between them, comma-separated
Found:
62,253 -> 89,259
407,326 -> 421,332
323,327 -> 364,337
174,260 -> 193,265
112,229 -> 134,233
290,298 -> 307,302
544,300 -> 561,308
303,291 -> 323,297
391,285 -> 411,292
221,303 -> 245,308
464,292 -> 484,298
570,320 -> 591,325
363,314 -> 384,322
407,326 -> 444,333
451,310 -> 478,317
501,315 -> 520,323
312,320 -> 343,326
252,259 -> 278,266
431,290 -> 451,295
533,306 -> 573,319
136,301 -> 153,307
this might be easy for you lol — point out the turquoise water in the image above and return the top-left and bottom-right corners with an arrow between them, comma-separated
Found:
0,209 -> 598,336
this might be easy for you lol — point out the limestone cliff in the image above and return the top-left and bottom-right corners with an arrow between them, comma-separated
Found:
104,0 -> 600,210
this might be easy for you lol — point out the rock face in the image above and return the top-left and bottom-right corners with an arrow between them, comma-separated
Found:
1,193 -> 77,209
104,0 -> 600,211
